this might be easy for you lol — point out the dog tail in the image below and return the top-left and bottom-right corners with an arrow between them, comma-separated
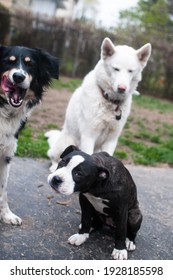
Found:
133,90 -> 140,96
45,130 -> 61,149
45,129 -> 76,171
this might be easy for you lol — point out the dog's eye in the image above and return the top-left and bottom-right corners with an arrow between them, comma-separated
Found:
24,60 -> 32,66
74,171 -> 83,177
128,69 -> 133,73
8,58 -> 16,65
113,67 -> 120,72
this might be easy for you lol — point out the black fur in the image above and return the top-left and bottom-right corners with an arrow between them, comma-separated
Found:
49,145 -> 142,259
14,118 -> 27,139
0,45 -> 59,225
0,45 -> 59,109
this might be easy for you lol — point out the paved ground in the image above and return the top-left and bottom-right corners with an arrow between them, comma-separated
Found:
0,157 -> 173,260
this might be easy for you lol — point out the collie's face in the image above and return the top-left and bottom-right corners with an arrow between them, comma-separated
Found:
0,46 -> 59,108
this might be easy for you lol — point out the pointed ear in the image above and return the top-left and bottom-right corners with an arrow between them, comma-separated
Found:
97,167 -> 109,181
101,37 -> 115,59
136,43 -> 152,68
60,145 -> 80,159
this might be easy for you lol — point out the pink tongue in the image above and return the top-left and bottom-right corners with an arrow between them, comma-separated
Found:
1,76 -> 8,91
1,75 -> 14,92
12,92 -> 20,103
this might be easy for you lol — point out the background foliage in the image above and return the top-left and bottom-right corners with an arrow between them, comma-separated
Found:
0,0 -> 173,99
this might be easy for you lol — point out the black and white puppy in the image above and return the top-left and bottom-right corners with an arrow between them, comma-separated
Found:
0,45 -> 59,225
48,145 -> 142,260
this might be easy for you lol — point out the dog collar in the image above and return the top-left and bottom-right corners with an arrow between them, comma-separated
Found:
98,86 -> 122,120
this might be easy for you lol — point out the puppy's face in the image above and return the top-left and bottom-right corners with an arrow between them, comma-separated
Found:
48,146 -> 108,195
0,46 -> 59,108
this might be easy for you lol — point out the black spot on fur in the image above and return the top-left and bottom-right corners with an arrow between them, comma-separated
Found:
14,118 -> 27,139
5,156 -> 12,164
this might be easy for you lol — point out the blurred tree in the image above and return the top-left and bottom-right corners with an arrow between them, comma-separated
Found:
74,0 -> 99,24
52,0 -> 67,9
118,0 -> 173,99
0,3 -> 10,44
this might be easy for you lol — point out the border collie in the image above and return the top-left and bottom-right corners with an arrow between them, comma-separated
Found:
0,45 -> 59,225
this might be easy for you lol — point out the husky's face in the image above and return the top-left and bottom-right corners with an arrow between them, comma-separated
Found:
98,38 -> 151,102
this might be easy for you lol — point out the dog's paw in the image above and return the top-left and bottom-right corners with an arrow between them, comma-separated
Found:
68,233 -> 89,246
1,210 -> 22,225
111,248 -> 128,260
126,238 -> 136,251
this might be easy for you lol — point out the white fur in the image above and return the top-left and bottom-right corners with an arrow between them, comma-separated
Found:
9,68 -> 31,89
68,233 -> 89,246
83,193 -> 109,215
111,248 -> 128,260
0,103 -> 32,225
47,155 -> 84,195
126,238 -> 136,251
46,38 -> 151,168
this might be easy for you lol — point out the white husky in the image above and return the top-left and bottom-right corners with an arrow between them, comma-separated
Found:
46,37 -> 151,170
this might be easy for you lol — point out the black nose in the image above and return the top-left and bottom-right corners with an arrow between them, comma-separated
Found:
51,176 -> 63,187
13,72 -> 25,83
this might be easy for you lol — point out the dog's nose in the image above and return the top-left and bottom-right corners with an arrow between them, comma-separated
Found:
118,85 -> 126,94
13,72 -> 25,84
51,175 -> 63,187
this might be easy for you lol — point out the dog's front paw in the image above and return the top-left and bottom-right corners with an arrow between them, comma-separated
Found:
111,248 -> 128,260
68,233 -> 89,246
1,209 -> 22,225
126,238 -> 136,251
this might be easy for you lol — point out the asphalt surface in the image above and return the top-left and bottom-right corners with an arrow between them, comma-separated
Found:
0,157 -> 172,260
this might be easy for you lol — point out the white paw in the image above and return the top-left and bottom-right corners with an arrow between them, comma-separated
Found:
111,248 -> 128,260
1,210 -> 22,225
68,233 -> 89,246
126,238 -> 136,251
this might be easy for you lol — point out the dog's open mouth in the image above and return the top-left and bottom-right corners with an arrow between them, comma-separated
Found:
1,75 -> 27,108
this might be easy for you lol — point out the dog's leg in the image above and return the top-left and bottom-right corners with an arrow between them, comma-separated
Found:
111,207 -> 128,260
80,134 -> 96,155
68,193 -> 93,246
101,126 -> 123,155
0,158 -> 22,225
126,206 -> 143,251
101,138 -> 118,156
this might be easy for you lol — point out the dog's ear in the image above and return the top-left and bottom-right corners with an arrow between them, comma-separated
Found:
0,46 -> 5,60
40,48 -> 59,79
60,145 -> 80,159
97,167 -> 109,181
34,48 -> 59,83
136,43 -> 152,68
101,37 -> 115,59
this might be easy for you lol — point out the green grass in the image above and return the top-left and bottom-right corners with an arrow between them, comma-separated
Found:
115,95 -> 173,165
16,127 -> 48,158
52,77 -> 81,92
16,77 -> 173,165
118,137 -> 173,165
133,95 -> 173,112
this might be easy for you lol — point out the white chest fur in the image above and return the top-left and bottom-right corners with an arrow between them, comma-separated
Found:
83,193 -> 109,215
